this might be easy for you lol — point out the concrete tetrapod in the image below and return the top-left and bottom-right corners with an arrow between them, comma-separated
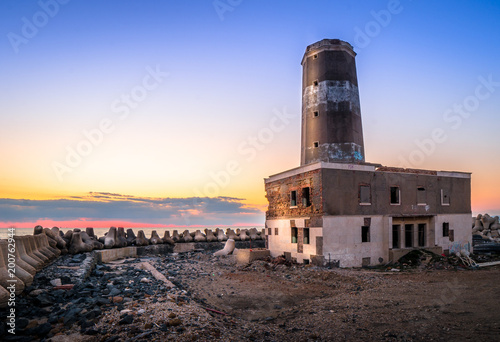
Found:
11,237 -> 37,276
182,230 -> 193,243
14,236 -> 43,272
0,240 -> 24,295
491,217 -> 500,231
116,227 -> 128,248
239,229 -> 249,241
226,229 -> 239,241
150,230 -> 163,245
248,228 -> 259,240
214,239 -> 236,256
205,229 -> 217,242
216,228 -> 227,242
34,234 -> 59,259
69,232 -> 93,254
50,227 -> 67,250
104,227 -> 117,249
34,225 -> 44,235
194,230 -> 206,242
171,230 -> 181,242
81,230 -> 103,250
32,234 -> 55,260
0,283 -> 8,308
26,236 -> 50,265
481,214 -> 495,229
126,229 -> 137,245
86,227 -> 96,239
0,240 -> 33,287
22,236 -> 46,268
42,228 -> 59,249
135,230 -> 149,246
162,231 -> 175,245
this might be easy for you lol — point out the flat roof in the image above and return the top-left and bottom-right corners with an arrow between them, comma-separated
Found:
265,162 -> 471,183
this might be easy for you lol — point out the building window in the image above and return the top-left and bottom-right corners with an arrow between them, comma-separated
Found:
313,80 -> 318,86
302,187 -> 311,207
392,224 -> 400,248
267,228 -> 272,235
303,228 -> 310,244
443,222 -> 449,237
313,141 -> 319,148
362,226 -> 370,242
359,185 -> 371,205
417,187 -> 426,205
441,189 -> 450,206
290,190 -> 297,207
313,111 -> 319,117
275,227 -> 279,236
405,224 -> 413,248
390,186 -> 400,205
313,54 -> 318,59
418,224 -> 426,247
291,227 -> 298,243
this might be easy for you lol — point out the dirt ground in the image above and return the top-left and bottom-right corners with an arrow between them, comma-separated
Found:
154,253 -> 500,341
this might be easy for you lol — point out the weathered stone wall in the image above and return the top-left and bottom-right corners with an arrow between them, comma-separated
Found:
265,169 -> 322,220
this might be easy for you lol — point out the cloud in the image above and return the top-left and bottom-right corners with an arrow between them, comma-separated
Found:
0,192 -> 264,227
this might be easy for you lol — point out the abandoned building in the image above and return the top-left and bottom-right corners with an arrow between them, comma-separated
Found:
264,39 -> 472,267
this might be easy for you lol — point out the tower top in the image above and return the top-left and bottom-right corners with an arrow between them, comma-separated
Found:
302,39 -> 356,65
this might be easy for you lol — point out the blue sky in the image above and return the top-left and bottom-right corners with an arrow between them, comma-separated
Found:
1,0 -> 499,227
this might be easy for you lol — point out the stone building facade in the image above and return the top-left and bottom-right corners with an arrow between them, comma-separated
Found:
264,39 -> 472,267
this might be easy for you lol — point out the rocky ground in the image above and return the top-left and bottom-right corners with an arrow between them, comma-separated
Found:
1,251 -> 500,341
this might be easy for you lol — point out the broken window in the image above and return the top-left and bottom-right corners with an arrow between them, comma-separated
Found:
417,187 -> 426,205
313,141 -> 319,148
418,224 -> 426,247
313,80 -> 318,86
313,110 -> 319,117
313,54 -> 318,59
362,226 -> 370,243
290,190 -> 297,207
303,228 -> 310,244
443,222 -> 449,237
390,186 -> 400,204
302,187 -> 311,207
392,224 -> 400,248
405,224 -> 413,248
291,227 -> 298,243
359,185 -> 371,205
441,189 -> 450,205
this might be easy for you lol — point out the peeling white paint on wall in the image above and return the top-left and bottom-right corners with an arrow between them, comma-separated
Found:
303,80 -> 361,114
306,142 -> 364,163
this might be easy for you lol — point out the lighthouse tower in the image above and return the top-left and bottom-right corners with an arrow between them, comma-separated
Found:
300,39 -> 365,165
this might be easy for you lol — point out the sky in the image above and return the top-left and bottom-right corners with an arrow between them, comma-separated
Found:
1,0 -> 499,228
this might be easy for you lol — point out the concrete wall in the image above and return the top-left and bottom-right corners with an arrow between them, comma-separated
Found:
265,168 -> 322,221
266,218 -> 322,263
322,215 -> 388,267
321,168 -> 471,217
434,213 -> 472,254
